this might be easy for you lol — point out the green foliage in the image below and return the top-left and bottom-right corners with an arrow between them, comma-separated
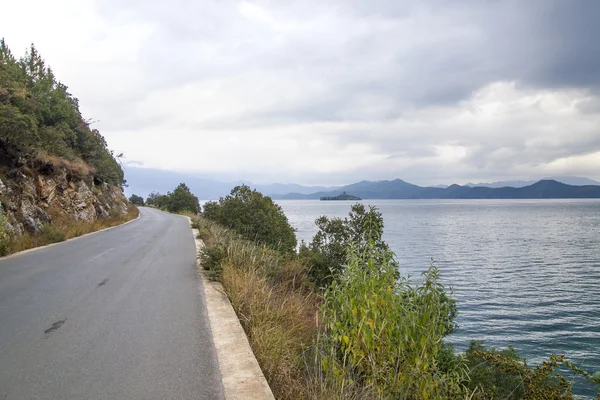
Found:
168,183 -> 200,213
0,39 -> 124,185
199,243 -> 227,280
145,184 -> 199,213
145,191 -> 167,208
319,237 -> 466,399
462,341 -> 600,399
189,203 -> 600,400
463,341 -> 527,399
39,224 -> 66,244
299,204 -> 400,289
0,206 -> 9,256
143,185 -> 197,213
202,185 -> 297,253
128,194 -> 145,206
145,191 -> 159,206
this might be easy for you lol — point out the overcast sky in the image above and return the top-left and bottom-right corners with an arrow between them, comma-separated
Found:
4,0 -> 600,186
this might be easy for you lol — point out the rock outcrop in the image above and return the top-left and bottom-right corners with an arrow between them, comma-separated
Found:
0,165 -> 127,236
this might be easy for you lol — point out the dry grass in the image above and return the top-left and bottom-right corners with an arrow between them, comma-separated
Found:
6,204 -> 138,254
222,263 -> 317,399
192,215 -> 321,399
35,150 -> 95,178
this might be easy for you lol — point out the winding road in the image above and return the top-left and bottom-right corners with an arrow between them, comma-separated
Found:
0,207 -> 223,399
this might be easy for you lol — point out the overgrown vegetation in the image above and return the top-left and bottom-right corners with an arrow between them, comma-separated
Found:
145,183 -> 199,214
0,39 -> 124,185
0,206 -> 9,256
5,204 -> 138,255
128,194 -> 144,206
203,185 -> 296,253
193,216 -> 317,398
193,187 -> 600,400
320,249 -> 465,398
299,204 -> 399,288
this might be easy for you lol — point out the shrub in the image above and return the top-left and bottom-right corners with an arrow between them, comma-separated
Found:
39,224 -> 66,243
0,207 -> 9,256
128,194 -> 144,206
145,184 -> 199,214
203,185 -> 296,253
190,212 -> 600,400
463,341 -> 600,399
199,243 -> 227,280
319,237 -> 465,399
299,204 -> 399,288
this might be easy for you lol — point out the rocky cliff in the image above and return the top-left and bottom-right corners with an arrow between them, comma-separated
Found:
0,161 -> 127,237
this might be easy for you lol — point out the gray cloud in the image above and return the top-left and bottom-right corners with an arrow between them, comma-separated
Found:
3,0 -> 599,186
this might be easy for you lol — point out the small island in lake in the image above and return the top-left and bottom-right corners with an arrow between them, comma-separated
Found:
320,192 -> 362,201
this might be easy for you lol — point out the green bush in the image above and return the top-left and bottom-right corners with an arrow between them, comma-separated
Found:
199,243 -> 227,280
39,224 -> 66,244
202,185 -> 296,253
145,184 -> 199,214
188,207 -> 600,399
462,341 -> 598,399
168,183 -> 199,213
128,194 -> 144,206
319,238 -> 465,399
299,204 -> 399,288
0,207 -> 9,256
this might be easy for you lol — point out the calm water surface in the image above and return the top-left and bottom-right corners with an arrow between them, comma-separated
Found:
277,199 -> 600,397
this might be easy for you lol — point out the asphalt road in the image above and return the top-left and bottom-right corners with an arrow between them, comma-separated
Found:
0,207 -> 223,400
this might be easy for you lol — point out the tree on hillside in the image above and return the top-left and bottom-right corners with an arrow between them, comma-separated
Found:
168,183 -> 200,214
128,194 -> 144,206
152,193 -> 171,209
145,192 -> 160,207
203,185 -> 297,253
0,40 -> 124,186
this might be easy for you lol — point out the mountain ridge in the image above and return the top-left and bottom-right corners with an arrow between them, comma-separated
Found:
273,179 -> 600,200
124,167 -> 600,200
463,176 -> 600,188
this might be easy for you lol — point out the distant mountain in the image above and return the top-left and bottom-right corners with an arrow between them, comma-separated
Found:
275,179 -> 600,200
464,176 -> 600,188
429,184 -> 450,189
124,167 -> 600,200
123,167 -> 336,199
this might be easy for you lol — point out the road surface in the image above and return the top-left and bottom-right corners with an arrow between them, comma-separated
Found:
0,207 -> 223,399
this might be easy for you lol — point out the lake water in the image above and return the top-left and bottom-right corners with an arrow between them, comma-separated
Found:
276,199 -> 600,397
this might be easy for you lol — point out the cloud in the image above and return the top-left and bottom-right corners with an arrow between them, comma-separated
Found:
2,0 -> 599,185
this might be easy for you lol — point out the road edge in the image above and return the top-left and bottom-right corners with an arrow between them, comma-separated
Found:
189,221 -> 275,400
0,211 -> 141,261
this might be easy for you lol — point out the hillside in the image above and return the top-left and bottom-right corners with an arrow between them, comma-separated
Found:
277,179 -> 600,200
0,40 -> 128,238
465,176 -> 600,188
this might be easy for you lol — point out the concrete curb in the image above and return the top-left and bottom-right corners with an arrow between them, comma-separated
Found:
189,224 -> 275,400
0,211 -> 141,261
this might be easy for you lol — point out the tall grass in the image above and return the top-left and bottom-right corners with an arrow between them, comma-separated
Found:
0,209 -> 9,256
5,204 -> 138,255
193,216 -> 319,399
